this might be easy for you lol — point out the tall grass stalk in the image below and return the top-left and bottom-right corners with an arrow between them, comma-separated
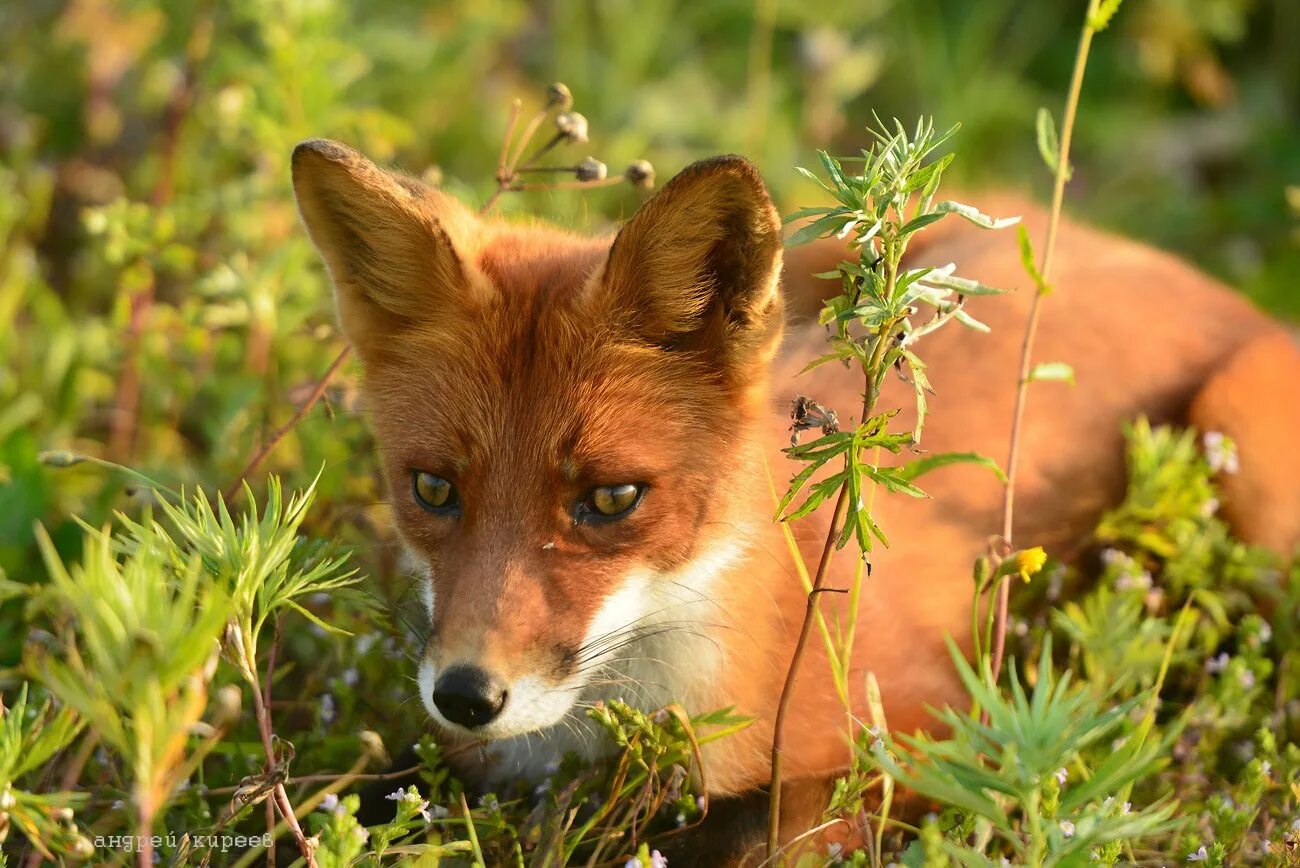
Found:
765,120 -> 1014,858
990,0 -> 1124,683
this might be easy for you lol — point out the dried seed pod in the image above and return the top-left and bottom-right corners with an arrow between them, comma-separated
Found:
554,111 -> 589,144
575,157 -> 608,182
546,82 -> 573,110
624,160 -> 655,189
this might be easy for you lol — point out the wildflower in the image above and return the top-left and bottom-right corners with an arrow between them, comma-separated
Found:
1201,496 -> 1220,518
1060,820 -> 1076,838
675,812 -> 686,827
1205,652 -> 1230,674
575,157 -> 607,182
1188,845 -> 1209,861
1099,548 -> 1126,566
555,111 -> 589,144
340,667 -> 360,687
546,82 -> 573,110
353,826 -> 370,843
1115,568 -> 1153,591
1239,669 -> 1256,689
319,793 -> 344,815
624,160 -> 655,190
1054,767 -> 1068,786
320,693 -> 336,724
1203,431 -> 1239,474
1013,546 -> 1047,583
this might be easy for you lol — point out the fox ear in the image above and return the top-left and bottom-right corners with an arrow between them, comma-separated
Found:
597,155 -> 783,361
291,139 -> 479,347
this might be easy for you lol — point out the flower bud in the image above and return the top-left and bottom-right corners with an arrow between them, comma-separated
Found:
624,160 -> 655,190
546,82 -> 573,110
575,157 -> 608,182
212,684 -> 242,727
554,111 -> 588,144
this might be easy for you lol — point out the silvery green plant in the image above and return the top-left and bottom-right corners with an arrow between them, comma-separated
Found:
870,640 -> 1178,866
768,117 -> 1015,856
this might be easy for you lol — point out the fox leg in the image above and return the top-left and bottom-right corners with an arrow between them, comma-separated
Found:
1188,329 -> 1300,556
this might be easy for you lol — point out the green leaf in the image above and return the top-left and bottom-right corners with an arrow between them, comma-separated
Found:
932,200 -> 1020,230
1088,0 -> 1125,31
1016,224 -> 1052,295
896,451 -> 1007,483
785,210 -> 854,248
1035,107 -> 1071,180
1028,361 -> 1075,384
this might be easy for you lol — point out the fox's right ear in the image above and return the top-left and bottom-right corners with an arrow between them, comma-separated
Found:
291,139 -> 481,347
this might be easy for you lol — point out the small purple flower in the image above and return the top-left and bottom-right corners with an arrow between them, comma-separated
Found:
1060,820 -> 1076,838
1205,652 -> 1230,674
1054,767 -> 1068,786
1188,844 -> 1209,862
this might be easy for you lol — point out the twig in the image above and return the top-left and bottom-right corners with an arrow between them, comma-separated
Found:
990,0 -> 1103,684
224,345 -> 350,502
109,2 -> 214,461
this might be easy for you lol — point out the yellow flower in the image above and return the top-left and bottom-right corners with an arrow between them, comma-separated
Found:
1013,546 -> 1047,583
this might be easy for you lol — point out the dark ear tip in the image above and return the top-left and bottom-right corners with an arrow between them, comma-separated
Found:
292,138 -> 358,171
672,154 -> 771,200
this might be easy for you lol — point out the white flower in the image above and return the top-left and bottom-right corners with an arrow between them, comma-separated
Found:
1059,820 -> 1076,838
1201,497 -> 1220,518
319,693 -> 336,725
1188,844 -> 1209,862
674,812 -> 686,827
1203,431 -> 1239,474
319,793 -> 343,815
1239,669 -> 1256,689
1205,652 -> 1230,674
650,851 -> 668,868
1054,767 -> 1068,786
624,860 -> 640,868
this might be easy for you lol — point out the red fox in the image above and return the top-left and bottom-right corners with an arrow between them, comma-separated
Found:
291,139 -> 1300,863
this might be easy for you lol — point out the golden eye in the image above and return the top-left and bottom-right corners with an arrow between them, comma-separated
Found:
586,483 -> 643,519
412,471 -> 458,513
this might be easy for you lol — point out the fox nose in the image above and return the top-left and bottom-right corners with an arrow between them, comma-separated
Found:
431,665 -> 508,729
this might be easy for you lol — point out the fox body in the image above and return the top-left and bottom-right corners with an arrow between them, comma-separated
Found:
292,141 -> 1300,858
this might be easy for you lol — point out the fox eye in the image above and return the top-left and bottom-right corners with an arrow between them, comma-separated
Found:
412,471 -> 458,514
578,483 -> 644,523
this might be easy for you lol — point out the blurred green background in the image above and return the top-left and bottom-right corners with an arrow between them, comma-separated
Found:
1,0 -> 1297,670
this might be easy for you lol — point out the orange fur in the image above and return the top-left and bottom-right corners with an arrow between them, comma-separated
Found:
293,142 -> 1299,860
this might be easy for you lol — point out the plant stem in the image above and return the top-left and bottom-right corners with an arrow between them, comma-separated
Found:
249,668 -> 317,866
990,0 -> 1101,684
767,276 -> 903,857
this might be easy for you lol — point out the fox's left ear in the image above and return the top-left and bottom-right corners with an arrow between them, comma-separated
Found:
596,155 -> 783,363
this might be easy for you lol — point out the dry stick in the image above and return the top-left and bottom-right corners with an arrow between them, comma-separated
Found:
989,0 -> 1101,685
109,5 -> 214,461
223,345 -> 350,501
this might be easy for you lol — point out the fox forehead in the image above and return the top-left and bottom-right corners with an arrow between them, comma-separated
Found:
359,226 -> 745,474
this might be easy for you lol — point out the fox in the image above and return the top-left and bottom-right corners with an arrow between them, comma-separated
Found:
290,138 -> 1300,864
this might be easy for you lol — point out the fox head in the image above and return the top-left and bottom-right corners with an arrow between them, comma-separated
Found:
291,140 -> 783,745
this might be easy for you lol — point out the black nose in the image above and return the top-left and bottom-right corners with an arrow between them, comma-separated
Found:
431,665 -> 507,729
